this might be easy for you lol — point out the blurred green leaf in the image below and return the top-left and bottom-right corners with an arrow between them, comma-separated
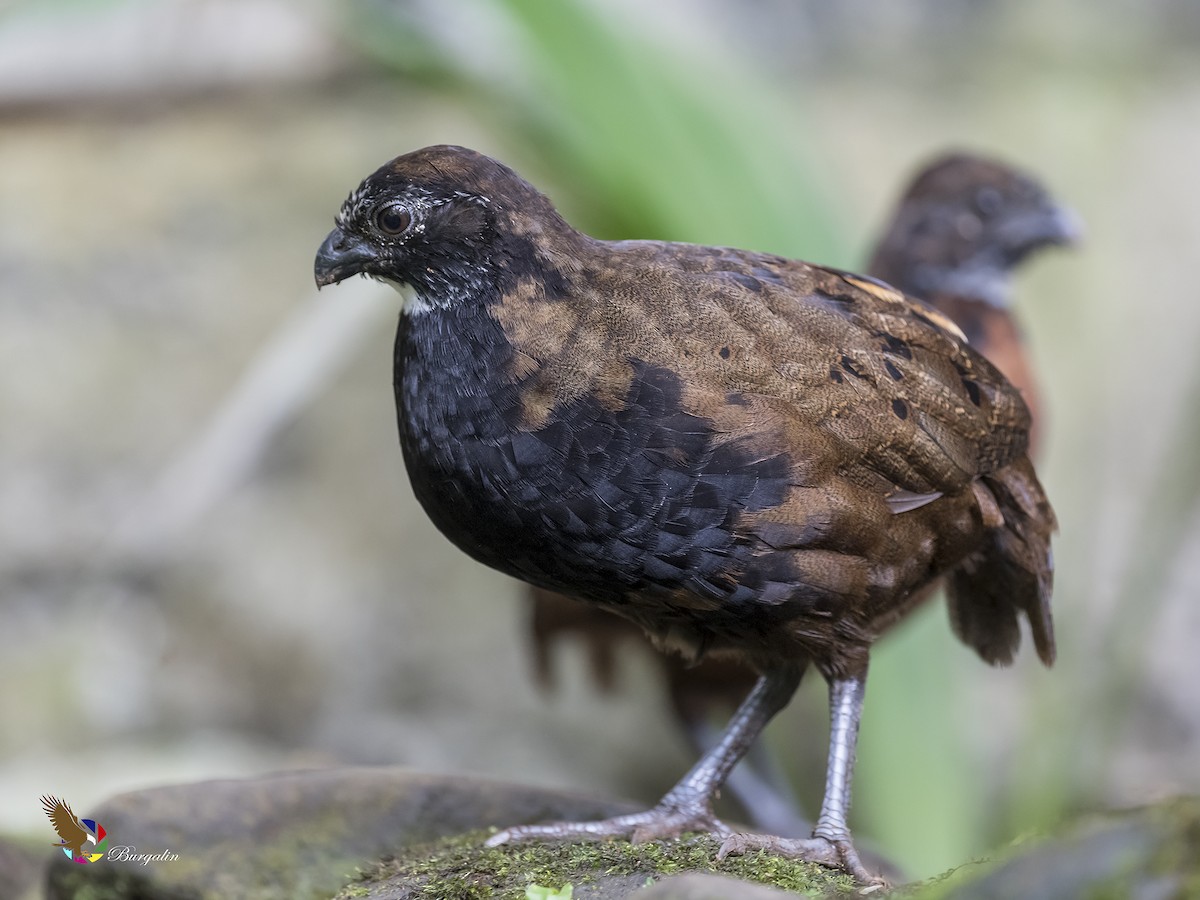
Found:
495,0 -> 843,255
342,0 -> 848,260
525,883 -> 573,900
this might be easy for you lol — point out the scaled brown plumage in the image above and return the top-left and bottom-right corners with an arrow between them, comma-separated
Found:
314,145 -> 1057,882
523,149 -> 1077,835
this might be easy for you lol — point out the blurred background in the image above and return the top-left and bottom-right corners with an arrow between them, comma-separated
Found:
2,0 -> 1199,880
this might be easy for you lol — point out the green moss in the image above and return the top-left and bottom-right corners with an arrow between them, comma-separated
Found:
49,867 -> 203,900
335,831 -> 858,899
1146,797 -> 1200,895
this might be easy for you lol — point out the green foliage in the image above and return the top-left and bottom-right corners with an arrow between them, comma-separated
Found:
490,0 -> 844,257
342,0 -> 848,260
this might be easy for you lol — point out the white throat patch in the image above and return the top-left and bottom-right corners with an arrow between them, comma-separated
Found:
388,281 -> 432,316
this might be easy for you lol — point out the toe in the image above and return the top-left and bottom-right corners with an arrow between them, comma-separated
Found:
716,832 -> 882,884
716,832 -> 764,861
832,840 -> 883,885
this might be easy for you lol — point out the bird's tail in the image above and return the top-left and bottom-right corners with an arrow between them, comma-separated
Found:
528,586 -> 620,693
946,457 -> 1056,667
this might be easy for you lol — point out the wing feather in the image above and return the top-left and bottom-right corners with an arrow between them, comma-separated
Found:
505,238 -> 1032,502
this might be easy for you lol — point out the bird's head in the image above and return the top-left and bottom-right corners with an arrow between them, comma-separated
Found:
314,145 -> 566,314
872,152 -> 1081,306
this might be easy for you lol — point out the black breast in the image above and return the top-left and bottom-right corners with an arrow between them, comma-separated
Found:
395,304 -> 802,632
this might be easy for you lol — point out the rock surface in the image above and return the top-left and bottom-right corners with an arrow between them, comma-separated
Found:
639,873 -> 805,899
30,768 -> 1200,900
0,835 -> 45,900
45,768 -> 634,900
932,797 -> 1200,900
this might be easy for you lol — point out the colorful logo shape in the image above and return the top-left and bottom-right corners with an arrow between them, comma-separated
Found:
41,795 -> 107,864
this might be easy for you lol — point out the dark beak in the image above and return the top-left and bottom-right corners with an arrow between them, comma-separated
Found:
1040,203 -> 1084,246
314,227 -> 379,288
1002,202 -> 1084,254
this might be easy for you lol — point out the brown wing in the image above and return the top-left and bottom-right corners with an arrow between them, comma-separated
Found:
491,231 -> 1049,669
498,239 -> 1031,501
41,795 -> 89,849
761,259 -> 1030,496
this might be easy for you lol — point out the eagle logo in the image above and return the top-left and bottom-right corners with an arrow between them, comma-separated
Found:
41,795 -> 107,864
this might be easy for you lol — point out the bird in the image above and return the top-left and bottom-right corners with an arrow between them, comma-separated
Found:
523,150 -> 1077,837
41,795 -> 92,860
314,145 -> 1057,882
867,151 -> 1080,454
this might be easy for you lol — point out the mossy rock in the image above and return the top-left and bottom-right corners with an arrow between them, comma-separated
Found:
45,768 -> 635,900
335,831 -> 859,899
638,873 -> 824,899
908,796 -> 1200,900
38,768 -> 1200,900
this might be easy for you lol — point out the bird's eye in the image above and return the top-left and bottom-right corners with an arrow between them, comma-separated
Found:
974,187 -> 1003,217
375,205 -> 413,236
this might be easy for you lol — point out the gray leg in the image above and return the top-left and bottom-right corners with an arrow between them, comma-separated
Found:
689,718 -> 810,837
718,671 -> 880,884
814,674 -> 865,843
487,665 -> 803,846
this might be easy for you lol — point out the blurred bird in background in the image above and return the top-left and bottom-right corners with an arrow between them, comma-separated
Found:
868,152 -> 1081,455
524,150 -> 1078,839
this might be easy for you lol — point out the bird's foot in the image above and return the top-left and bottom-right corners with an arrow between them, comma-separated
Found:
485,799 -> 728,847
717,832 -> 883,885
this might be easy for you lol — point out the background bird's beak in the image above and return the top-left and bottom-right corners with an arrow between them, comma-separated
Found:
314,227 -> 379,288
1042,203 -> 1084,246
998,202 -> 1084,261
1015,202 -> 1084,249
